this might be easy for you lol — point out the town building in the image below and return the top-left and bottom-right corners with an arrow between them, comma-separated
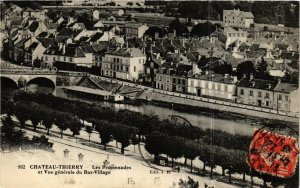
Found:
124,23 -> 149,39
101,48 -> 146,82
236,76 -> 278,108
24,41 -> 46,66
43,43 -> 93,68
223,9 -> 254,28
188,72 -> 237,101
156,62 -> 193,93
273,82 -> 299,113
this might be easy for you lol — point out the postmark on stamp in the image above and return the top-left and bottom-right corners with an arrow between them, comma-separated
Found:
248,129 -> 299,178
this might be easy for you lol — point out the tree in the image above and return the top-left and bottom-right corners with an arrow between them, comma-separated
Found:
14,102 -> 30,129
145,132 -> 165,163
54,112 -> 71,138
190,21 -> 216,37
131,134 -> 139,153
256,58 -> 271,79
41,108 -> 54,135
1,116 -> 25,150
162,136 -> 184,167
113,124 -> 137,154
85,126 -> 93,144
2,100 -> 14,117
169,18 -> 189,37
236,61 -> 256,79
95,120 -> 113,150
67,116 -> 82,137
184,140 -> 199,172
28,102 -> 43,131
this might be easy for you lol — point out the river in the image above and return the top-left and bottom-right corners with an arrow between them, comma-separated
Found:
3,84 -> 295,136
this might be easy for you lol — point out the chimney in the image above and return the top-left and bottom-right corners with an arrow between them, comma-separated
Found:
277,78 -> 282,84
192,62 -> 201,75
250,73 -> 254,80
62,43 -> 66,55
233,76 -> 237,83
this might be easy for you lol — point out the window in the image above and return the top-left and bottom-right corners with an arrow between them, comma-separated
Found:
250,90 -> 253,96
182,80 -> 186,85
45,56 -> 47,61
173,78 -> 176,83
265,93 -> 269,99
278,95 -> 282,100
212,83 -> 215,90
224,85 -> 228,92
218,84 -> 221,91
205,82 -> 209,89
240,89 -> 244,95
139,59 -> 141,64
166,77 -> 170,82
134,66 -> 136,72
69,57 -> 73,62
126,67 -> 129,72
266,101 -> 269,107
178,79 -> 181,84
258,92 -> 262,97
285,96 -> 289,101
53,57 -> 55,61
190,80 -> 194,86
64,57 -> 66,61
159,76 -> 162,81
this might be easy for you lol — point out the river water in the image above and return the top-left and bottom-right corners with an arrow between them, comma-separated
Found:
2,84 -> 265,136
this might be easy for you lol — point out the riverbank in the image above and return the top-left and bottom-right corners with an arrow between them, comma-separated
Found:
84,74 -> 299,123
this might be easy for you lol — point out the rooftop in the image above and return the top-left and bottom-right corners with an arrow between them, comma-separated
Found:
106,48 -> 145,57
274,82 -> 298,93
237,78 -> 278,90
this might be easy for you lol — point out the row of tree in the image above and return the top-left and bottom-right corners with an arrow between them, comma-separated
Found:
3,98 -> 139,154
145,131 -> 248,183
1,116 -> 54,152
145,131 -> 299,187
12,92 -> 252,151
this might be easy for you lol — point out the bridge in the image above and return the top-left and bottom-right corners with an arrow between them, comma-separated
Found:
0,68 -> 57,89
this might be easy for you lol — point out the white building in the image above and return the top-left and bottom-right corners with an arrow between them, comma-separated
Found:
223,26 -> 248,49
223,9 -> 254,28
43,43 -> 93,68
101,48 -> 146,82
188,72 -> 238,101
124,23 -> 148,39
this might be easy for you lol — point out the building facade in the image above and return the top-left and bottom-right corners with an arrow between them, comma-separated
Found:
273,82 -> 299,113
236,78 -> 278,108
124,24 -> 149,39
223,9 -> 254,28
156,63 -> 192,93
101,48 -> 146,82
188,73 -> 237,101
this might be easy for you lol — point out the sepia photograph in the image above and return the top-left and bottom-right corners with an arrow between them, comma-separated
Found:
0,0 -> 299,187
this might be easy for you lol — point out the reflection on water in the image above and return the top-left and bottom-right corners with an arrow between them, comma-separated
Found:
3,85 -> 264,136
